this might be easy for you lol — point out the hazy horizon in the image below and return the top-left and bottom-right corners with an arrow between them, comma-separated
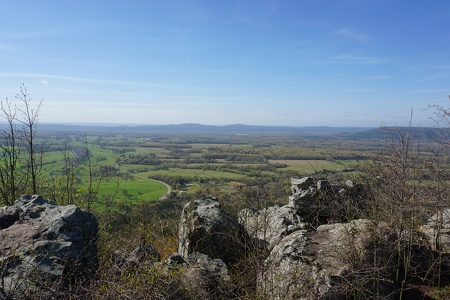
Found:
1,1 -> 449,127
35,122 -> 376,128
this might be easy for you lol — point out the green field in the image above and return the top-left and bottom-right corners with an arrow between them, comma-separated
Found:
31,130 -> 380,211
268,159 -> 357,173
130,167 -> 247,180
94,175 -> 168,210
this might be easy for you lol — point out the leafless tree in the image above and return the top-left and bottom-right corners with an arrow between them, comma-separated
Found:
15,84 -> 44,195
0,97 -> 23,204
0,84 -> 45,205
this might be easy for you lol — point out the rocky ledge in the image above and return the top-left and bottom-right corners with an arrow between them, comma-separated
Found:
2,177 -> 450,299
0,195 -> 98,298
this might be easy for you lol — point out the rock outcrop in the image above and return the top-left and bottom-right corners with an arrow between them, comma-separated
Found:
239,204 -> 307,250
176,177 -> 450,299
178,197 -> 250,265
181,252 -> 231,299
289,177 -> 368,223
261,219 -> 398,299
0,195 -> 98,297
421,208 -> 450,253
420,209 -> 450,279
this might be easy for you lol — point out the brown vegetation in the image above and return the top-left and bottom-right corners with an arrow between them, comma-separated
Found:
2,86 -> 450,299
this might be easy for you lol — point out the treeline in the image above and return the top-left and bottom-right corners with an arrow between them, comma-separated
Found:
123,154 -> 163,165
148,174 -> 232,190
118,142 -> 371,169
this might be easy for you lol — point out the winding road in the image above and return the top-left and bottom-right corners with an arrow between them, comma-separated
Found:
129,173 -> 172,200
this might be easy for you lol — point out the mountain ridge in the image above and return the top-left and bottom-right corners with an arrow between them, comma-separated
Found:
29,123 -> 374,135
1,122 -> 444,139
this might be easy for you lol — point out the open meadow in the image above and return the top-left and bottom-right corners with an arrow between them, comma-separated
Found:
33,126 -> 404,212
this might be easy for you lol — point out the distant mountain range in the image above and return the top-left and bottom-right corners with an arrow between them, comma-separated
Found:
340,126 -> 448,140
1,123 -> 445,139
32,123 -> 374,135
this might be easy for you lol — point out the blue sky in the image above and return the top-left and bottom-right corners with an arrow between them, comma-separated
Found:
0,0 -> 449,127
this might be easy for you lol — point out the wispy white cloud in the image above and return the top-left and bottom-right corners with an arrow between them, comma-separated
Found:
0,73 -> 189,89
338,88 -> 379,93
0,44 -> 14,50
0,29 -> 70,40
0,72 -> 236,91
334,28 -> 369,42
162,67 -> 240,75
45,86 -> 247,105
385,98 -> 433,103
430,64 -> 450,70
329,53 -> 386,65
417,73 -> 448,82
369,75 -> 390,80
414,89 -> 449,93
341,0 -> 380,8
228,0 -> 278,27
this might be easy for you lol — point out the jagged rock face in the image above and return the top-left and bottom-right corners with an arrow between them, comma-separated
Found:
289,177 -> 341,221
420,209 -> 450,276
181,252 -> 230,297
289,177 -> 369,223
239,204 -> 308,251
260,219 -> 398,300
291,177 -> 316,194
176,180 -> 445,299
178,197 -> 250,265
164,252 -> 231,299
421,208 -> 450,253
0,195 -> 98,297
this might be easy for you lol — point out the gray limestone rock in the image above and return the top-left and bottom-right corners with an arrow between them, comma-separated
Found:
239,204 -> 308,251
0,195 -> 98,298
178,197 -> 250,265
260,219 -> 398,300
421,208 -> 450,253
181,252 -> 231,299
288,177 -> 369,223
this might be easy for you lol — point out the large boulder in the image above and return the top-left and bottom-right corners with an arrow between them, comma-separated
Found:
420,208 -> 450,282
289,177 -> 341,222
289,177 -> 369,223
163,252 -> 231,299
178,197 -> 250,265
0,195 -> 98,297
260,219 -> 399,300
239,204 -> 308,251
421,208 -> 450,253
181,252 -> 231,299
176,180 -> 442,299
